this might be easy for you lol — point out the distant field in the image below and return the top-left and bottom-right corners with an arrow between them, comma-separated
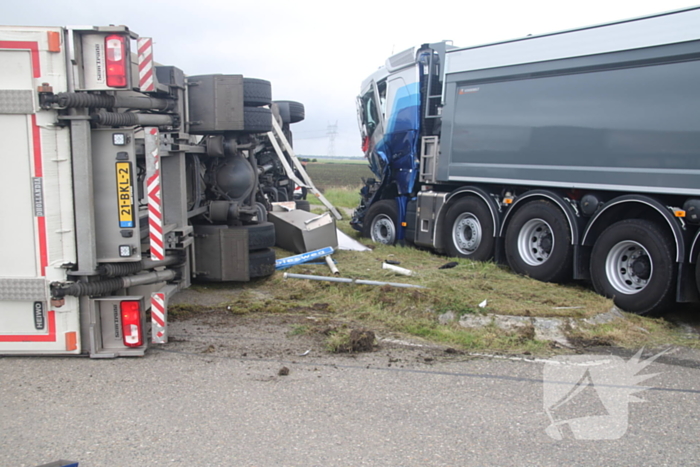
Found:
305,161 -> 373,191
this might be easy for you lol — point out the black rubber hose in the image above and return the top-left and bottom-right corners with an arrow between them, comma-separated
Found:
92,111 -> 140,126
97,262 -> 143,277
52,278 -> 125,298
44,92 -> 176,111
54,93 -> 116,108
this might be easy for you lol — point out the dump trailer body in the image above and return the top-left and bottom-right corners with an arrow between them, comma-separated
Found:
438,8 -> 700,195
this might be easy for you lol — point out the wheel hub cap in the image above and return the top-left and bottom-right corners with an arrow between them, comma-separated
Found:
454,214 -> 482,254
605,240 -> 652,294
371,214 -> 396,245
517,218 -> 554,266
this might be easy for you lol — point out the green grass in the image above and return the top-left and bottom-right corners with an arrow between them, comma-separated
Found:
179,165 -> 700,354
308,186 -> 360,209
305,161 -> 373,191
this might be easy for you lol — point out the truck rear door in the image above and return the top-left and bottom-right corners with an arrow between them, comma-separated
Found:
0,27 -> 80,354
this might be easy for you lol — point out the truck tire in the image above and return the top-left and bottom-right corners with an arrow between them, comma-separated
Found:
295,200 -> 311,212
362,200 -> 398,245
590,219 -> 675,315
249,248 -> 276,278
242,107 -> 273,133
505,200 -> 573,282
243,78 -> 272,106
234,222 -> 276,250
274,100 -> 305,124
443,197 -> 495,261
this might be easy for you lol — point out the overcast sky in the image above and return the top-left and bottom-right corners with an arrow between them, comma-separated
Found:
2,0 -> 698,157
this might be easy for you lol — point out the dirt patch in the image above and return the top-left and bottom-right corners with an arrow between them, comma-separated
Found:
348,329 -> 375,352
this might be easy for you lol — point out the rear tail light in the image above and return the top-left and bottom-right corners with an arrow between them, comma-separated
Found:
120,300 -> 143,347
361,135 -> 370,153
105,34 -> 128,88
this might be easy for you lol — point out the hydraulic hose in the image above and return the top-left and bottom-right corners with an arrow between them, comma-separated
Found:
97,255 -> 183,277
92,111 -> 178,127
52,269 -> 177,298
43,92 -> 176,111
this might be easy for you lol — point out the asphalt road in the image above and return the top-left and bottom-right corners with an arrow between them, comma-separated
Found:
2,320 -> 700,467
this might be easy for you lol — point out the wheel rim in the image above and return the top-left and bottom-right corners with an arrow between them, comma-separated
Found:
605,240 -> 652,295
517,218 -> 554,266
371,214 -> 396,244
452,213 -> 482,255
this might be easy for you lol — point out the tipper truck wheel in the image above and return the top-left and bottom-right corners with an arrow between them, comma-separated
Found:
443,197 -> 495,261
505,200 -> 573,282
590,219 -> 675,315
362,200 -> 399,245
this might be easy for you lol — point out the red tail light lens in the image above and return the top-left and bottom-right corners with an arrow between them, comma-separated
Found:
120,300 -> 142,347
105,34 -> 128,88
361,136 -> 370,153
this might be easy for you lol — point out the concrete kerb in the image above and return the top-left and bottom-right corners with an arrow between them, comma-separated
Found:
452,307 -> 636,348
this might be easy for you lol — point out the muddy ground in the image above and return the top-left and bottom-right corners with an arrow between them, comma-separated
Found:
167,286 -> 467,367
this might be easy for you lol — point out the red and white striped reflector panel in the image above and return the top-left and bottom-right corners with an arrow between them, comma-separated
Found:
146,127 -> 164,261
151,292 -> 167,344
137,37 -> 155,92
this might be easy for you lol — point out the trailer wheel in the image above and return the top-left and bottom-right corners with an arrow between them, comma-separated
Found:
591,219 -> 675,315
242,107 -> 272,133
243,78 -> 272,106
443,197 -> 494,261
234,222 -> 276,250
274,100 -> 305,124
505,200 -> 573,282
295,200 -> 311,212
249,248 -> 276,278
362,200 -> 398,245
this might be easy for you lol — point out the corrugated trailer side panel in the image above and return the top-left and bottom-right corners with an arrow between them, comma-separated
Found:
0,27 -> 80,354
437,8 -> 700,196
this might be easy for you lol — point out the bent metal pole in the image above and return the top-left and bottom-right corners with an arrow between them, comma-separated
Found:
282,273 -> 426,289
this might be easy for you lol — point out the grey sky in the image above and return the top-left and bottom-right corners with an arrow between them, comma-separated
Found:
1,0 -> 697,157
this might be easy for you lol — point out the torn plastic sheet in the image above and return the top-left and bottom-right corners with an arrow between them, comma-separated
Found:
337,229 -> 370,251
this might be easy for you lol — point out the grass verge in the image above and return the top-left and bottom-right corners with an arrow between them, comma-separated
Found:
307,186 -> 361,209
176,217 -> 700,354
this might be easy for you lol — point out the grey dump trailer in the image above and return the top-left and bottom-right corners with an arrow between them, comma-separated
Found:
0,25 -> 309,356
352,7 -> 700,314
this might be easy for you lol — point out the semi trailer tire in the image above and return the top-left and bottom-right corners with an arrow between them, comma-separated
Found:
274,100 -> 305,124
243,78 -> 272,106
505,200 -> 573,282
590,219 -> 675,315
443,197 -> 495,261
234,222 -> 276,250
249,248 -> 276,278
295,200 -> 311,212
362,200 -> 399,245
242,107 -> 273,133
